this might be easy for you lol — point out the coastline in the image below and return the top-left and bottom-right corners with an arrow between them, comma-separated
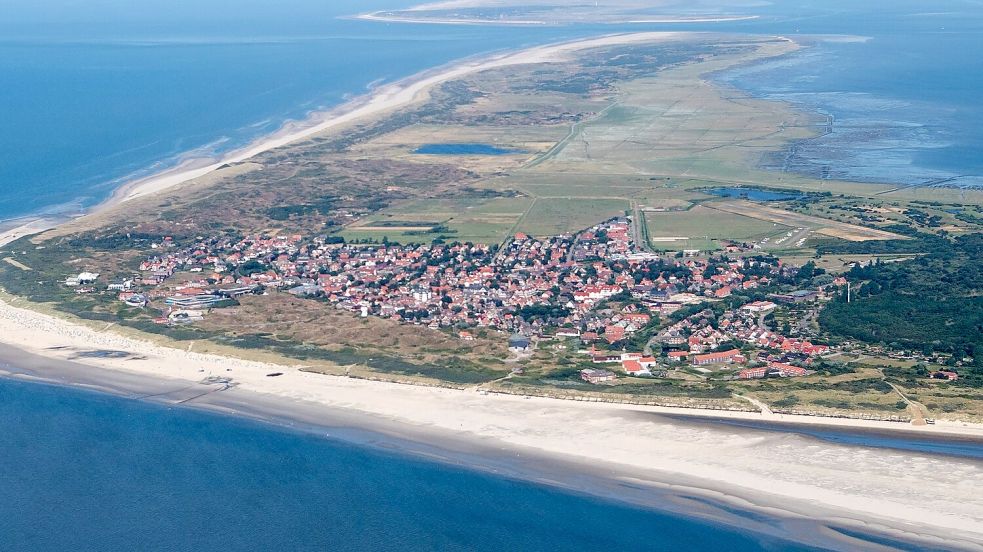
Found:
351,11 -> 760,26
0,296 -> 982,550
1,31 -> 691,249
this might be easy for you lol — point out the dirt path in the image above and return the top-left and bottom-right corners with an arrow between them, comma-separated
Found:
737,394 -> 775,417
887,381 -> 929,425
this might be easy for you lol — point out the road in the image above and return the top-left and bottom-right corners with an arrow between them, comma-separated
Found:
737,394 -> 775,416
630,201 -> 654,254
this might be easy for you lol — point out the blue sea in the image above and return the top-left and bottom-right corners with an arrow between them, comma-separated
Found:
0,378 -> 825,552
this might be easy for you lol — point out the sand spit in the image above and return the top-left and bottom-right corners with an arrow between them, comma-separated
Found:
109,32 -> 686,207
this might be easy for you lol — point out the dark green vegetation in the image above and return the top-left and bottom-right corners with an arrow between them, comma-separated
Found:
820,233 -> 983,386
266,195 -> 338,221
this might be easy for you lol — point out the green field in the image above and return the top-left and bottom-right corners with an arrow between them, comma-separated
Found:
340,196 -> 534,244
517,198 -> 630,236
644,205 -> 789,251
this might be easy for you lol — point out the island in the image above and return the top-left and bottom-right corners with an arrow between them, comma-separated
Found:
1,29 -> 982,550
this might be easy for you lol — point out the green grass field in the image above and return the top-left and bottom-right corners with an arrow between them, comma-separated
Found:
644,205 -> 789,251
340,196 -> 534,244
517,198 -> 629,236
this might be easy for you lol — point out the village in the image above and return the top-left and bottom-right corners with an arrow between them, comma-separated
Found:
63,216 -> 854,383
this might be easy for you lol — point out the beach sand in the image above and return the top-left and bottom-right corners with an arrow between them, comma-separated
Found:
0,296 -> 981,550
0,217 -> 63,249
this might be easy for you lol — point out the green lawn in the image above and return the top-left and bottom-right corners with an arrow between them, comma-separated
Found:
644,205 -> 789,251
518,198 -> 630,236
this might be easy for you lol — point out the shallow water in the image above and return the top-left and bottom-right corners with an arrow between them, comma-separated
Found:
415,143 -> 525,155
678,415 -> 983,461
706,187 -> 805,201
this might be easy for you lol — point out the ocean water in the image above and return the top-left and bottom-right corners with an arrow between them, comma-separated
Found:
0,0 -> 585,220
0,378 -> 823,552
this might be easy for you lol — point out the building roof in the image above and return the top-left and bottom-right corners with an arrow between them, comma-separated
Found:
693,349 -> 741,362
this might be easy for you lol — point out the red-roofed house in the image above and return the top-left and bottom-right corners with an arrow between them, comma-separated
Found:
739,367 -> 767,379
770,362 -> 808,377
605,326 -> 626,343
622,360 -> 651,376
692,349 -> 742,366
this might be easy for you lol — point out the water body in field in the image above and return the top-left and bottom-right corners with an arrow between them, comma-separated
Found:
706,188 -> 805,201
415,143 -> 526,155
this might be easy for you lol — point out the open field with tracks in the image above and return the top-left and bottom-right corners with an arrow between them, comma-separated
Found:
340,196 -> 534,244
643,205 -> 788,251
704,200 -> 905,241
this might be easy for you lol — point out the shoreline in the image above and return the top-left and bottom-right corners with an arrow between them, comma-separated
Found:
0,296 -> 982,550
1,343 -> 980,552
0,368 -> 874,551
0,31 -> 691,249
351,11 -> 760,26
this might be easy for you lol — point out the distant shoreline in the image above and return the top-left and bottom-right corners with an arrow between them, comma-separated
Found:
351,11 -> 760,27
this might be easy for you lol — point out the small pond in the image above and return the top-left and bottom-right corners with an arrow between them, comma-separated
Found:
706,187 -> 805,201
414,143 -> 524,155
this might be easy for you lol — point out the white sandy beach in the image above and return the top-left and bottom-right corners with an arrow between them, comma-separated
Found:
0,218 -> 61,249
0,295 -> 981,550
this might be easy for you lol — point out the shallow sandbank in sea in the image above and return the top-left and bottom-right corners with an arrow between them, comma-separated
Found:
0,298 -> 981,551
